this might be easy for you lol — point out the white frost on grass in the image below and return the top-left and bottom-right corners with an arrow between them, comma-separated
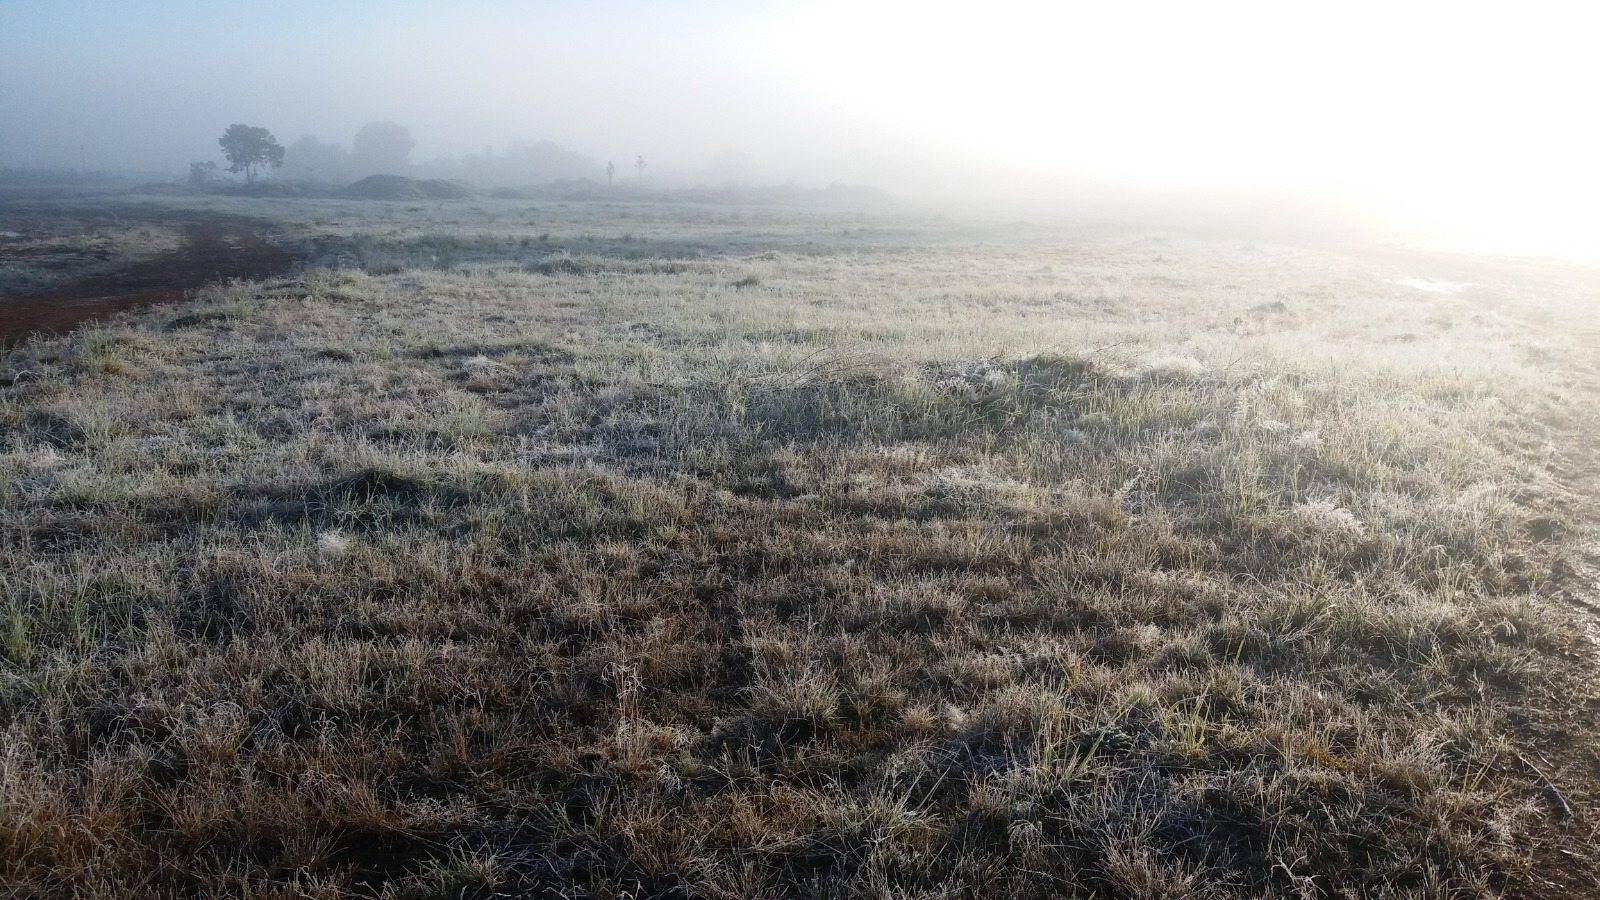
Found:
1395,278 -> 1474,295
316,530 -> 352,557
1257,418 -> 1290,435
1136,354 -> 1208,381
1290,428 -> 1321,449
1291,498 -> 1365,535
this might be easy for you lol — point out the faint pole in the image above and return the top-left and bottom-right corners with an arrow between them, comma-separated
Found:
635,155 -> 646,183
606,161 -> 615,188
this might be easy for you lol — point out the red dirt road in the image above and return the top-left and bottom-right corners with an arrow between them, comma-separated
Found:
0,211 -> 294,344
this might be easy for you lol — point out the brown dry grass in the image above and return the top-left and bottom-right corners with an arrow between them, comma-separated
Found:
2,197 -> 1599,898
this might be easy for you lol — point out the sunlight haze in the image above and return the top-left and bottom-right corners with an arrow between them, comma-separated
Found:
3,0 -> 1598,255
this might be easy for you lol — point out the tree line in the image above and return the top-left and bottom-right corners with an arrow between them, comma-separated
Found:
194,122 -> 647,189
195,121 -> 416,185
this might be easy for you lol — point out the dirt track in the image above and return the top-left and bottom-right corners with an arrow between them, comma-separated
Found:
0,211 -> 294,343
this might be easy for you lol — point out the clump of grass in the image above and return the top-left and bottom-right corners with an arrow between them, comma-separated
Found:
530,251 -> 604,276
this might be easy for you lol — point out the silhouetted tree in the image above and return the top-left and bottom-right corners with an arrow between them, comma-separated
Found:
352,121 -> 416,174
635,155 -> 646,181
188,161 -> 218,185
217,124 -> 284,184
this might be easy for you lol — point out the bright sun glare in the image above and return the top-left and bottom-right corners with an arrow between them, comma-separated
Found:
767,0 -> 1600,256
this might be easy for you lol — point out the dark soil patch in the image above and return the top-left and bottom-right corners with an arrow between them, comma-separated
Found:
236,467 -> 466,530
324,467 -> 434,503
0,210 -> 294,344
18,409 -> 89,449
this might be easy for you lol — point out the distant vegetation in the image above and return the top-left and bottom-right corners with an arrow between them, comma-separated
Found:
217,124 -> 284,184
274,121 -> 603,187
350,120 -> 416,175
170,117 -> 856,201
0,168 -> 148,189
187,160 -> 217,185
191,119 -> 729,192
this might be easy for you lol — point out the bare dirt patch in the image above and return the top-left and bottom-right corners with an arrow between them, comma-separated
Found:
0,211 -> 294,343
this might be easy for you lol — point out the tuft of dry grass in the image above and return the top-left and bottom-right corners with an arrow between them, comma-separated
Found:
3,196 -> 1600,898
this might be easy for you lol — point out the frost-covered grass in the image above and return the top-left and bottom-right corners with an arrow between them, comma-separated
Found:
3,197 -> 1599,898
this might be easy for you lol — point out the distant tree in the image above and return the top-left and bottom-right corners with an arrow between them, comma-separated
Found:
635,155 -> 647,181
218,124 -> 285,184
188,161 -> 218,185
283,135 -> 350,183
606,161 -> 615,188
441,139 -> 602,187
352,121 -> 416,174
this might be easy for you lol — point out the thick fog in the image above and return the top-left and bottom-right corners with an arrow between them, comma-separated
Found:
4,1 -> 1598,256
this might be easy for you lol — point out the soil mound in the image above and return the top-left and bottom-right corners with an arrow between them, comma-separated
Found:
343,175 -> 470,201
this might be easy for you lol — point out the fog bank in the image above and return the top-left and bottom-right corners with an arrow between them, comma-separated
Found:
4,1 -> 1597,257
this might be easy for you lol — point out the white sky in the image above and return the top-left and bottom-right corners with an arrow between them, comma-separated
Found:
3,0 -> 1598,255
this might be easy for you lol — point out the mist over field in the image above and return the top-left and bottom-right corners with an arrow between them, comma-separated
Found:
5,1 -> 1600,255
4,3 -> 1600,899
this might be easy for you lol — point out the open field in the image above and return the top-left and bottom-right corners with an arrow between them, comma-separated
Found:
3,194 -> 1600,898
